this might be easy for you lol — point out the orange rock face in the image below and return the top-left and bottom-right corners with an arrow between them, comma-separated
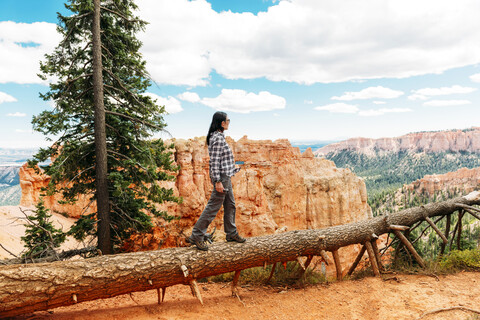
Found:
405,167 -> 480,196
315,127 -> 480,156
20,137 -> 372,274
19,164 -> 96,218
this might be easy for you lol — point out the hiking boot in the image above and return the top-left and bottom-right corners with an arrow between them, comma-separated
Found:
226,234 -> 246,243
186,236 -> 209,251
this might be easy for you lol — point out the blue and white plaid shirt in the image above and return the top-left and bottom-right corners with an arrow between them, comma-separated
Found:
208,131 -> 240,182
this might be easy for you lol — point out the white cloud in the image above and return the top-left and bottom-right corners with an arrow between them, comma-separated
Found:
7,112 -> 26,117
372,101 -> 386,105
136,0 -> 480,86
0,21 -> 60,84
0,92 -> 17,104
200,89 -> 286,113
331,86 -> 404,101
358,108 -> 412,116
408,85 -> 477,100
315,103 -> 411,116
314,103 -> 359,114
304,100 -> 313,104
144,92 -> 183,114
469,73 -> 480,83
6,1 -> 480,86
408,93 -> 429,101
177,92 -> 201,103
423,100 -> 471,107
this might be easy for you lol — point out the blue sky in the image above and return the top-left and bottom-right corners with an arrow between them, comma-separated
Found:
1,0 -> 480,148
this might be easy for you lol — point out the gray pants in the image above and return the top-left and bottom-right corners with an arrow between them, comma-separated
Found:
191,175 -> 238,241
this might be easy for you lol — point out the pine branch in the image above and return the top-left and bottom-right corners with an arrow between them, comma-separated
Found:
67,166 -> 95,185
106,149 -> 148,171
110,202 -> 147,226
74,86 -> 94,101
101,44 -> 114,58
63,73 -> 93,94
67,41 -> 92,70
102,68 -> 143,103
105,110 -> 163,130
100,6 -> 140,23
59,12 -> 93,47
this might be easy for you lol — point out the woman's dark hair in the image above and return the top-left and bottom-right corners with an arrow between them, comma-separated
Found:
206,111 -> 227,145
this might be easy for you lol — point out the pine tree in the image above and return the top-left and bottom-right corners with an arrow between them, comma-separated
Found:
31,0 -> 180,254
21,199 -> 66,258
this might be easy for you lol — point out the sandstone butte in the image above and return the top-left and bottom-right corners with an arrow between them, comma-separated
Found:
19,136 -> 372,274
404,166 -> 480,196
315,127 -> 480,156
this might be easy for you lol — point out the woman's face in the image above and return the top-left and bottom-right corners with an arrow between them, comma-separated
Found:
222,117 -> 230,131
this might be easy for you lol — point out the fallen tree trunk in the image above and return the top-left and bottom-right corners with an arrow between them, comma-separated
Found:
1,191 -> 479,318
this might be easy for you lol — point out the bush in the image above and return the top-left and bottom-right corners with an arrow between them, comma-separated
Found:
439,249 -> 480,271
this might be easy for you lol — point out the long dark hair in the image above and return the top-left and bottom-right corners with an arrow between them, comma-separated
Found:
206,111 -> 227,146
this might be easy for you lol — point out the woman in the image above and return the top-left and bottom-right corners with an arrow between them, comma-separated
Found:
187,111 -> 246,251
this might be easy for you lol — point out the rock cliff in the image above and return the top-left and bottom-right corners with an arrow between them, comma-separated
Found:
19,165 -> 95,218
405,167 -> 480,196
20,137 -> 372,274
315,127 -> 480,156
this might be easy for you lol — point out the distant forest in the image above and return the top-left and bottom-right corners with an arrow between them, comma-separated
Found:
324,150 -> 480,198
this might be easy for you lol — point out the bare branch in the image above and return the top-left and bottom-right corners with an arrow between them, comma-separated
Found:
0,243 -> 18,258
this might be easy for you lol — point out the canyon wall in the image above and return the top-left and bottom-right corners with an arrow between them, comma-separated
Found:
20,137 -> 373,274
315,127 -> 480,156
405,167 -> 480,196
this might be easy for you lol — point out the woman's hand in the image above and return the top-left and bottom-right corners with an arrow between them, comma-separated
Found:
215,181 -> 224,193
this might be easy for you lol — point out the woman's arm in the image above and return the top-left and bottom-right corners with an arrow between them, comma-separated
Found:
209,135 -> 224,191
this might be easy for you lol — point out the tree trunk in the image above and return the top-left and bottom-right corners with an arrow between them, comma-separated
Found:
1,192 -> 479,318
92,0 -> 111,255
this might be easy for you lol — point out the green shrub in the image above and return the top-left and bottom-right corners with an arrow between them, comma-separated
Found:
21,198 -> 66,258
439,249 -> 480,271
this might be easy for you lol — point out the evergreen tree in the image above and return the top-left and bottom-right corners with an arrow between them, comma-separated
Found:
21,199 -> 66,258
31,0 -> 179,254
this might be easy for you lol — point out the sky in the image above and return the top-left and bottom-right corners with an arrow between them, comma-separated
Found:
1,0 -> 480,149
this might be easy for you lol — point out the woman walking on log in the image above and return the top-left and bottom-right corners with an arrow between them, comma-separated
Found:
187,111 -> 246,251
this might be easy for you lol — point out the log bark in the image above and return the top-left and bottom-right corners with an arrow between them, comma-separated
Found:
347,245 -> 366,276
1,192 -> 479,318
393,230 -> 425,268
425,216 -> 448,244
92,0 -> 112,255
440,214 -> 451,255
332,250 -> 343,280
370,240 -> 383,272
364,241 -> 380,276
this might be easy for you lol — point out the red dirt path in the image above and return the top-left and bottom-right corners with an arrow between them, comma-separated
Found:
16,271 -> 480,320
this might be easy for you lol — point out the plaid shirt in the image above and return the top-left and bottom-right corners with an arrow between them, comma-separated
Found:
208,131 -> 239,182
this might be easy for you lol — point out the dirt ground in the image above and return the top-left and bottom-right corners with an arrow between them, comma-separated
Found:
13,271 -> 480,320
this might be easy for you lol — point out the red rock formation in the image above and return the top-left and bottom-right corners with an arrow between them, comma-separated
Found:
315,127 -> 480,156
405,167 -> 480,196
19,164 -> 96,218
